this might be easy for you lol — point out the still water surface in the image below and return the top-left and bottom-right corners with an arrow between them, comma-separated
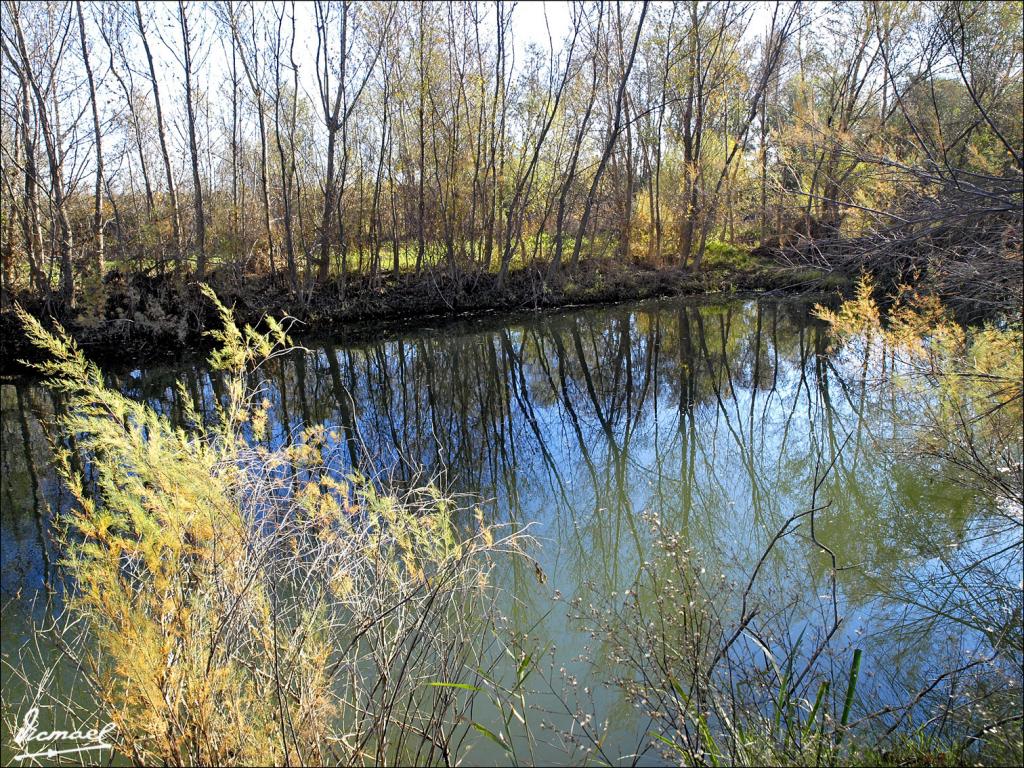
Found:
1,296 -> 1016,764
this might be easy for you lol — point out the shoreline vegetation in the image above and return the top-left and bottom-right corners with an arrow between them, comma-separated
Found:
2,2 -> 1018,376
11,296 -> 532,765
0,250 -> 845,375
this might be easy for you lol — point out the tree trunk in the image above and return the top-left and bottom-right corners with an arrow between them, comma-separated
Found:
10,4 -> 75,307
135,0 -> 183,275
570,1 -> 649,270
77,1 -> 104,287
179,1 -> 206,277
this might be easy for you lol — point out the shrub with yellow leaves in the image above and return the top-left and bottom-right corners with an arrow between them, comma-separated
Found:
12,289 -> 525,766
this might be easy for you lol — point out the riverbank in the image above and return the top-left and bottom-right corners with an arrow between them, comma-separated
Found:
0,255 -> 845,375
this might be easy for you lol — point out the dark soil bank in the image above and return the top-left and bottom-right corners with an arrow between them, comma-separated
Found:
0,260 -> 843,375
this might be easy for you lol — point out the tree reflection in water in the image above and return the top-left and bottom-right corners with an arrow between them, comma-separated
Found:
2,297 -> 1018,763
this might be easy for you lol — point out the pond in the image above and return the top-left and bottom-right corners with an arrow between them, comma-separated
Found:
2,296 -> 1020,765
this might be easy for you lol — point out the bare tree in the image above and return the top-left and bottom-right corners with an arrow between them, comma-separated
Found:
76,0 -> 104,286
570,0 -> 648,270
178,1 -> 207,277
496,3 -> 583,288
227,1 -> 279,278
313,0 -> 385,287
135,0 -> 184,274
3,1 -> 76,306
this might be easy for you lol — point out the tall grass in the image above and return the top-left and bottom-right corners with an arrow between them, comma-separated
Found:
8,290 -> 526,765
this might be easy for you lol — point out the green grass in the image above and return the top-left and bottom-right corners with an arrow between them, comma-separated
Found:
701,240 -> 759,271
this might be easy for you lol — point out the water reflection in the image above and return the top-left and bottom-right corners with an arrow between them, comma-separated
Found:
1,297 -> 1016,763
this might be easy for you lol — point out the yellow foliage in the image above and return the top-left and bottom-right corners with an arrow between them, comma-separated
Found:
815,276 -> 1023,513
15,288 -> 520,766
